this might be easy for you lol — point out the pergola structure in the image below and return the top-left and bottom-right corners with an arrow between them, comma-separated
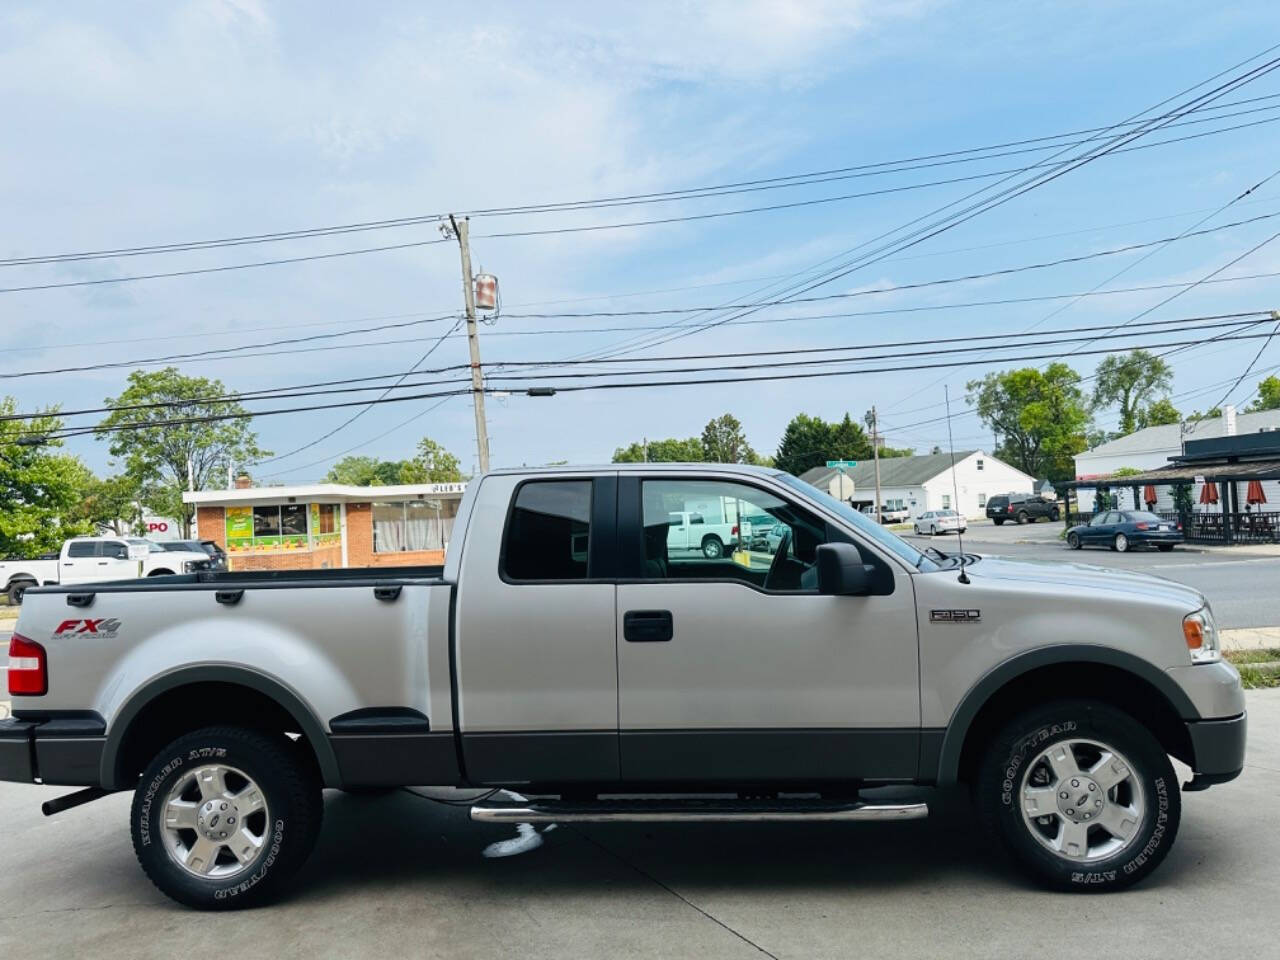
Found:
1061,433 -> 1280,546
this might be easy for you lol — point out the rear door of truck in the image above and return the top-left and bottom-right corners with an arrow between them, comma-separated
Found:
452,472 -> 620,785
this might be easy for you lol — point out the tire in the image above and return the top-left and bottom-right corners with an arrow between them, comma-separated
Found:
1067,532 -> 1081,550
913,525 -> 920,535
993,518 -> 1005,526
1157,543 -> 1175,552
1016,511 -> 1029,525
6,579 -> 36,605
975,700 -> 1181,892
1113,533 -> 1128,553
929,525 -> 937,535
701,536 -> 724,560
131,726 -> 323,910
1050,509 -> 1061,522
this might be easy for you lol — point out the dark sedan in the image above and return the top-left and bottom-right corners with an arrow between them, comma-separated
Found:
1066,510 -> 1183,553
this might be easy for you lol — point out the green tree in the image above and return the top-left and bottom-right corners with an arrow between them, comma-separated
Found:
1135,396 -> 1181,429
773,413 -> 870,476
324,456 -> 419,485
1187,406 -> 1222,421
1093,350 -> 1173,435
701,414 -> 757,464
612,437 -> 704,462
1,398 -> 96,557
411,437 -> 463,482
878,446 -> 915,458
832,414 -> 873,461
967,363 -> 1091,483
80,473 -> 145,536
95,368 -> 269,537
1246,375 -> 1280,412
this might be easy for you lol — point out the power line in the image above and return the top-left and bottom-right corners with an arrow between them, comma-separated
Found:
8,93 -> 1278,270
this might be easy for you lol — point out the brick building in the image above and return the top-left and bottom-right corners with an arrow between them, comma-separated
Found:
184,478 -> 466,572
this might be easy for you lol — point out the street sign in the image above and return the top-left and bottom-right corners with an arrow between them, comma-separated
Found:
826,460 -> 858,468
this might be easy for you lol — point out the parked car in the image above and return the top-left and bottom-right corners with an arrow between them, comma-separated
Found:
987,493 -> 1060,525
861,504 -> 910,524
665,511 -> 739,559
1066,510 -> 1183,553
157,540 -> 228,570
0,537 -> 217,605
0,464 -> 1244,908
913,510 -> 967,536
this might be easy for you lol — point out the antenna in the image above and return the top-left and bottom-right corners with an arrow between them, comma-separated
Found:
944,385 -> 970,584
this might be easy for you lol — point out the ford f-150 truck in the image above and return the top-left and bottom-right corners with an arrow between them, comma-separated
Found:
1,536 -> 217,604
0,464 -> 1246,909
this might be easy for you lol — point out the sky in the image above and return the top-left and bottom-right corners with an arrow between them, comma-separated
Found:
3,0 -> 1280,481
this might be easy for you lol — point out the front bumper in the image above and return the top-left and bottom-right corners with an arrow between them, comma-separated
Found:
0,716 -> 106,786
1185,711 -> 1247,786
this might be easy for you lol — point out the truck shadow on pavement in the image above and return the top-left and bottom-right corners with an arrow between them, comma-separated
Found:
289,784 -> 1195,903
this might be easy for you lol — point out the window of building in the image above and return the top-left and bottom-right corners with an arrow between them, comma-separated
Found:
639,478 -> 827,592
977,459 -> 984,471
942,494 -> 952,509
978,493 -> 987,507
373,499 -> 456,553
502,480 -> 592,581
252,505 -> 280,538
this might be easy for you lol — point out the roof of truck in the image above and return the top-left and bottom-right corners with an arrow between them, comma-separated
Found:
488,462 -> 784,477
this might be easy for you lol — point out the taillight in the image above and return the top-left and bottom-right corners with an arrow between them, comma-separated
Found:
1135,523 -> 1149,530
1007,505 -> 1014,513
8,633 -> 47,696
731,525 -> 738,536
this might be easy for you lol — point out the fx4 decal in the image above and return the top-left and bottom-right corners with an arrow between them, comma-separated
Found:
929,609 -> 981,623
53,618 -> 123,639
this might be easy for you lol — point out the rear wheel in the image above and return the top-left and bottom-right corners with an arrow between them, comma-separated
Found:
1050,509 -> 1061,522
701,536 -> 724,560
131,726 -> 322,910
1067,532 -> 1081,550
1113,533 -> 1129,553
6,579 -> 36,605
993,518 -> 1005,526
975,700 -> 1180,891
1017,511 -> 1029,525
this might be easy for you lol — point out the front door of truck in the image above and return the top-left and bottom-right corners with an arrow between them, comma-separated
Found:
454,473 -> 620,784
615,474 -> 921,784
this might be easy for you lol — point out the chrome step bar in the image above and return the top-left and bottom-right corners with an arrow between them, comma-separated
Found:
470,799 -> 928,824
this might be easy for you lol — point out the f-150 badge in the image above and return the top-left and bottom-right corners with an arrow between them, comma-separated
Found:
930,609 -> 981,623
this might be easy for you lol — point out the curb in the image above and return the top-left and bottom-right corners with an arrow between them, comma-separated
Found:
1221,627 -> 1280,652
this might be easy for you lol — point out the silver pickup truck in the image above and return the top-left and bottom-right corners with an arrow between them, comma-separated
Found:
0,464 -> 1246,909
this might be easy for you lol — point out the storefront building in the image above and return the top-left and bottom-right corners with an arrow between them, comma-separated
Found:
184,479 -> 466,571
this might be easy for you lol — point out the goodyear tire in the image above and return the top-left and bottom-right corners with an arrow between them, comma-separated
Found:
975,700 -> 1180,892
131,726 -> 322,910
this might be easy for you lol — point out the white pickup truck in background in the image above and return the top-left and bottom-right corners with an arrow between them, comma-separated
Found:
0,537 -> 216,605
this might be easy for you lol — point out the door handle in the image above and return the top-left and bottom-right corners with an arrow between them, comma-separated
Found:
624,610 -> 673,642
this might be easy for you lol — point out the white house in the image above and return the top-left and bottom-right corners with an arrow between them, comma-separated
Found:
799,450 -> 1035,520
1073,404 -> 1280,510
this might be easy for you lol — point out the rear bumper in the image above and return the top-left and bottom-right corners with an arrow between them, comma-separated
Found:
1185,711 -> 1247,784
0,715 -> 106,787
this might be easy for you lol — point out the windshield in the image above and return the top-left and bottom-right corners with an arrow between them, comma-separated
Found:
776,473 -> 935,570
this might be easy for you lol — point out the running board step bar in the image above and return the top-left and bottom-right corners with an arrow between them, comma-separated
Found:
470,798 -> 928,824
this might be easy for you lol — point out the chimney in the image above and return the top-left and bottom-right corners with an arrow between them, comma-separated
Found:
1224,404 -> 1237,437
234,474 -> 252,489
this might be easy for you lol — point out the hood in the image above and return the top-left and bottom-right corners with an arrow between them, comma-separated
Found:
963,554 -> 1205,610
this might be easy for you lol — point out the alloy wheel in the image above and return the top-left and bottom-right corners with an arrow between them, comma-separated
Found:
161,764 -> 271,880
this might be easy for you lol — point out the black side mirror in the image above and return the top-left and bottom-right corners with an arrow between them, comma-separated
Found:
815,543 -> 873,596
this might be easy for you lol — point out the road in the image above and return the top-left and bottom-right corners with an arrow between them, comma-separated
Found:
0,690 -> 1275,959
904,519 -> 1280,629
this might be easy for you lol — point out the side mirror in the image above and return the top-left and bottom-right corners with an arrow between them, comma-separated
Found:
815,543 -> 873,596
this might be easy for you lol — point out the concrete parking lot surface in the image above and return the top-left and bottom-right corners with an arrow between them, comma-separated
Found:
1,691 -> 1275,960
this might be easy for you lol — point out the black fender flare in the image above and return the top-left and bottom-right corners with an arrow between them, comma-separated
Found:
100,665 -> 341,790
933,645 -> 1197,785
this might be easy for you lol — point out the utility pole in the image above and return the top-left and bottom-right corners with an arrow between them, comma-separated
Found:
871,405 -> 883,525
448,214 -> 490,474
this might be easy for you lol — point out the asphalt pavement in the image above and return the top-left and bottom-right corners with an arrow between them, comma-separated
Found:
1,690 -> 1275,959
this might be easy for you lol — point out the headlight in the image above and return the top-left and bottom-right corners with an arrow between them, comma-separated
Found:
1183,606 -> 1221,664
182,560 -> 209,573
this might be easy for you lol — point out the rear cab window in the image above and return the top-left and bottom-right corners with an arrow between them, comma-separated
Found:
501,480 -> 592,581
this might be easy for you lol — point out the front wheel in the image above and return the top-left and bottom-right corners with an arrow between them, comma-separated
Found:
1050,509 -> 1060,522
701,536 -> 724,560
1067,532 -> 1081,550
975,700 -> 1180,891
1113,533 -> 1129,553
131,726 -> 323,910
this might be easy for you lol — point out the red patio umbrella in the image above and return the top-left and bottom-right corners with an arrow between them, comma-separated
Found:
1143,484 -> 1158,506
1199,482 -> 1219,505
1246,479 -> 1267,505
